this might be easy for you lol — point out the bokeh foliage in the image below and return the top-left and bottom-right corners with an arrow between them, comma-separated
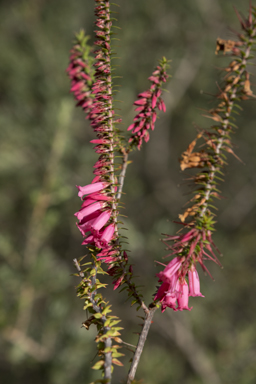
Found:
0,0 -> 256,383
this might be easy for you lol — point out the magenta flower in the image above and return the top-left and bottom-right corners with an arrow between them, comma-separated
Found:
177,280 -> 192,311
188,266 -> 204,297
155,255 -> 200,311
155,272 -> 192,312
81,234 -> 95,245
160,256 -> 183,280
77,182 -> 109,199
74,201 -> 105,222
96,223 -> 116,248
113,274 -> 125,290
90,210 -> 112,235
154,281 -> 170,302
77,218 -> 98,236
161,293 -> 178,312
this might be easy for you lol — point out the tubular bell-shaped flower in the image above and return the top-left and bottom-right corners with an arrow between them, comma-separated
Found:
155,257 -> 195,312
188,265 -> 204,297
177,280 -> 191,311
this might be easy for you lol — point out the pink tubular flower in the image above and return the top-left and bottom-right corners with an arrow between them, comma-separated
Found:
97,247 -> 120,263
154,281 -> 170,301
90,210 -> 112,235
81,234 -> 95,245
177,280 -> 192,311
155,273 -> 180,312
97,223 -> 115,248
155,256 -> 194,311
113,274 -> 125,290
74,201 -> 105,222
188,266 -> 204,297
161,293 -> 178,312
77,182 -> 109,199
161,256 -> 183,280
155,225 -> 218,310
86,192 -> 112,202
77,218 -> 97,236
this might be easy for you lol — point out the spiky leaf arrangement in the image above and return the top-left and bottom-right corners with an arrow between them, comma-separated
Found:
74,256 -> 124,382
154,4 -> 256,313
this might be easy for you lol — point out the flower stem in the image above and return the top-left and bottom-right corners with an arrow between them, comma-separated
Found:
126,307 -> 157,384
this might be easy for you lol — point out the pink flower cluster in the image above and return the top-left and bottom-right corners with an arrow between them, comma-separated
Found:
155,226 -> 223,311
155,257 -> 204,312
75,181 -> 116,250
128,62 -> 168,150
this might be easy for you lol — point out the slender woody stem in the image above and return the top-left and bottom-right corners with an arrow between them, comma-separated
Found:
126,307 -> 157,384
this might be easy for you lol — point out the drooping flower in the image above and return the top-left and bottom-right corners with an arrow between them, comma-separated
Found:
177,280 -> 192,311
158,256 -> 183,281
155,252 -> 204,311
161,293 -> 178,312
188,265 -> 204,297
155,258 -> 185,312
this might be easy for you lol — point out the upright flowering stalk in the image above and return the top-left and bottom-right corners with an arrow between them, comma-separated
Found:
154,5 -> 256,312
68,1 -> 122,261
67,1 -> 127,381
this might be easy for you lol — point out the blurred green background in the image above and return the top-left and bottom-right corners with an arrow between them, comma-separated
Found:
1,0 -> 256,383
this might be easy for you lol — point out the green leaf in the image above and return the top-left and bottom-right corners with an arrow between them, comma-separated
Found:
102,305 -> 112,315
112,351 -> 125,358
105,329 -> 121,337
94,313 -> 103,319
83,303 -> 93,310
91,360 -> 105,370
105,318 -> 121,327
